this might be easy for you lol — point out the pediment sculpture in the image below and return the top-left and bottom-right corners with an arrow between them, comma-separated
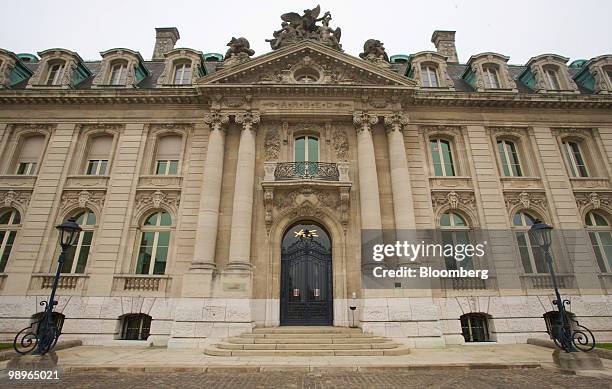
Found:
221,37 -> 255,68
359,39 -> 390,68
267,5 -> 342,51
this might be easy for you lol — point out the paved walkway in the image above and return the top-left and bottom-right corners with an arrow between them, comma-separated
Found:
1,369 -> 611,389
2,343 -> 611,372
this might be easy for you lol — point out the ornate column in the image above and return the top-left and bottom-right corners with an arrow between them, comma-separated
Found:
353,112 -> 383,231
226,110 -> 260,272
384,113 -> 416,230
190,111 -> 229,271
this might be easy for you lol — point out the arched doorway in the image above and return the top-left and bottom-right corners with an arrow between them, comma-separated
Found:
280,222 -> 333,325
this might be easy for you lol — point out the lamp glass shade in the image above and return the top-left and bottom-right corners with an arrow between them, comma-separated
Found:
528,219 -> 553,249
56,217 -> 83,247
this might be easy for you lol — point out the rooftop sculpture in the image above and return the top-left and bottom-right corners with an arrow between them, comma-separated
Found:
267,5 -> 342,51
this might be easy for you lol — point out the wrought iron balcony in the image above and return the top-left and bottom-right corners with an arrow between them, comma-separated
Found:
264,161 -> 350,183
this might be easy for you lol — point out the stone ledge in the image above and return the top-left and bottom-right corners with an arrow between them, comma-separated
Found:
0,339 -> 82,362
527,337 -> 612,360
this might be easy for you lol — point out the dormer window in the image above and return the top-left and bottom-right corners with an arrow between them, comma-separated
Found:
46,62 -> 65,86
421,65 -> 439,87
544,67 -> 561,90
173,62 -> 191,84
483,66 -> 500,89
109,61 -> 128,85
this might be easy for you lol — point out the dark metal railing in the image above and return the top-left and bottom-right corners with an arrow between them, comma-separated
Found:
274,162 -> 340,181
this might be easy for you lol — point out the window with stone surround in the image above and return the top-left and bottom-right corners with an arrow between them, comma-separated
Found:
561,140 -> 589,177
513,211 -> 547,273
430,138 -> 455,176
496,139 -> 522,177
84,134 -> 113,176
586,211 -> 612,273
0,208 -> 20,272
14,134 -> 45,175
108,60 -> 128,85
482,65 -> 500,89
136,211 -> 171,275
440,211 -> 473,270
60,210 -> 96,274
420,64 -> 439,87
154,134 -> 182,175
119,313 -> 151,340
460,313 -> 491,342
173,62 -> 192,85
45,61 -> 65,86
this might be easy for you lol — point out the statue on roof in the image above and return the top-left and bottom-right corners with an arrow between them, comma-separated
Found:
359,39 -> 390,67
266,5 -> 343,51
222,37 -> 255,68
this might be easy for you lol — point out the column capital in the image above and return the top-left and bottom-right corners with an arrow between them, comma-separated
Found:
235,110 -> 261,131
353,112 -> 378,133
383,113 -> 409,133
203,111 -> 230,131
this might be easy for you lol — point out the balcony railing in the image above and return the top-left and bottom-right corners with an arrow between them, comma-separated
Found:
272,162 -> 342,181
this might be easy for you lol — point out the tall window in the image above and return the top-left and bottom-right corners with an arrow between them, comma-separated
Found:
109,62 -> 128,85
46,62 -> 65,86
545,68 -> 561,90
173,63 -> 192,85
136,211 -> 171,275
120,314 -> 151,340
15,135 -> 45,175
440,211 -> 473,270
421,65 -> 439,87
0,208 -> 20,272
294,136 -> 319,162
483,66 -> 500,89
430,138 -> 455,176
155,135 -> 181,175
61,210 -> 95,274
513,212 -> 547,273
497,139 -> 522,177
460,313 -> 491,342
561,140 -> 588,177
85,135 -> 112,175
586,211 -> 612,273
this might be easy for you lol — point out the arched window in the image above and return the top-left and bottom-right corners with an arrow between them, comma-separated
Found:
440,211 -> 472,270
421,64 -> 439,87
61,210 -> 96,274
31,312 -> 65,334
46,61 -> 65,86
16,134 -> 45,175
460,313 -> 491,342
120,313 -> 151,340
0,208 -> 21,272
430,138 -> 455,176
544,66 -> 561,90
155,135 -> 181,175
136,211 -> 171,275
497,139 -> 522,177
109,60 -> 128,85
294,135 -> 319,162
85,135 -> 113,176
561,140 -> 588,177
513,212 -> 546,273
482,65 -> 500,89
586,211 -> 612,273
173,62 -> 192,85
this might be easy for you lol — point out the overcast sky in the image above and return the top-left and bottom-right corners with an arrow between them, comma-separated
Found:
1,0 -> 611,64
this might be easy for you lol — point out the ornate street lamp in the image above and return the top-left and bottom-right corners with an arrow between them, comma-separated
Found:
528,219 -> 595,352
14,218 -> 82,355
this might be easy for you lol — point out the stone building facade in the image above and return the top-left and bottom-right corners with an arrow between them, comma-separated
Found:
1,16 -> 612,349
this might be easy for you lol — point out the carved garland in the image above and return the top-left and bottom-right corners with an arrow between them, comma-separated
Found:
264,128 -> 280,161
332,128 -> 349,161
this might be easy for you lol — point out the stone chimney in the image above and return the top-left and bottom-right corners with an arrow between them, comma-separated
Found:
152,27 -> 180,61
431,30 -> 458,63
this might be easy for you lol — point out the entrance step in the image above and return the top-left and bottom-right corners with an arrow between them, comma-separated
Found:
204,326 -> 410,357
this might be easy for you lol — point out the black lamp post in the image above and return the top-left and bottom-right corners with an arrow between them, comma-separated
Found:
528,219 -> 595,352
13,218 -> 82,355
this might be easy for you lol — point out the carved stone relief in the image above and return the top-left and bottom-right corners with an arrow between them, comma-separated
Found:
431,191 -> 476,213
135,190 -> 181,216
575,192 -> 612,213
332,128 -> 349,161
504,191 -> 548,214
264,128 -> 281,161
60,190 -> 106,215
0,190 -> 31,209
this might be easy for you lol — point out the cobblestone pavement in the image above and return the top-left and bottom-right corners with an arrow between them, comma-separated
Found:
1,368 -> 611,389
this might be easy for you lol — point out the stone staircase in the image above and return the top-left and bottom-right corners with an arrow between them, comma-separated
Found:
204,326 -> 410,356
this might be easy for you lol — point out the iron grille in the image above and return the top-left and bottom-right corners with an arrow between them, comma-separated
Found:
274,162 -> 339,181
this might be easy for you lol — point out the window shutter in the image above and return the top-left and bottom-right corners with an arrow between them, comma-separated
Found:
156,135 -> 181,160
88,135 -> 112,160
19,135 -> 45,162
